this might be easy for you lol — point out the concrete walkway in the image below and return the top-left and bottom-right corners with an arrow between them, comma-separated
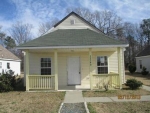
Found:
63,85 -> 150,103
64,91 -> 84,103
63,91 -> 150,103
143,85 -> 150,91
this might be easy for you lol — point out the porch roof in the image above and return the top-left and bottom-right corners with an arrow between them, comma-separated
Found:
18,29 -> 128,49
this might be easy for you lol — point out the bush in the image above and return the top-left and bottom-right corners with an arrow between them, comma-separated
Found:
0,74 -> 16,92
125,79 -> 143,90
141,66 -> 149,75
128,64 -> 136,74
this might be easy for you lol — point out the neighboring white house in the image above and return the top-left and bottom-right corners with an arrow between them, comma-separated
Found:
17,12 -> 128,91
0,45 -> 21,75
135,45 -> 150,72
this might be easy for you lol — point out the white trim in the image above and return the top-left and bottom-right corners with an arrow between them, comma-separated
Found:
17,44 -> 128,50
0,58 -> 21,62
135,55 -> 150,58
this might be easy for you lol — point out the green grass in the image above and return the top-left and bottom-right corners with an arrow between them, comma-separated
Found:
0,91 -> 65,113
87,103 -> 96,113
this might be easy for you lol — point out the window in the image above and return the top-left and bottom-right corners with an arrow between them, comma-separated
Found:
0,62 -> 2,68
41,58 -> 51,75
70,19 -> 75,25
7,63 -> 10,69
97,56 -> 108,74
139,60 -> 142,69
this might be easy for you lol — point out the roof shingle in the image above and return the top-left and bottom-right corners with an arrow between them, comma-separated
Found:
18,29 -> 126,47
0,45 -> 20,61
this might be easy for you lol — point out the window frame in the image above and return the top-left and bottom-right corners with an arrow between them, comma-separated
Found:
41,58 -> 51,75
96,56 -> 109,74
7,62 -> 10,69
139,60 -> 142,69
70,19 -> 75,25
0,62 -> 2,68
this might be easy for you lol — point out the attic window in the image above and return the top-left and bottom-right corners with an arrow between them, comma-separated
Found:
70,19 -> 75,25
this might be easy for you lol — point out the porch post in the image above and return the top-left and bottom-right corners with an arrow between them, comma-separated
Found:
25,50 -> 29,91
54,49 -> 58,90
117,47 -> 122,89
89,48 -> 93,90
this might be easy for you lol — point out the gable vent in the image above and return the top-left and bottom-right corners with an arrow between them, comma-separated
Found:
70,19 -> 75,25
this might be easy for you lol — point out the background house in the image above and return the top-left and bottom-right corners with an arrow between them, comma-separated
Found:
0,45 -> 21,75
136,45 -> 150,72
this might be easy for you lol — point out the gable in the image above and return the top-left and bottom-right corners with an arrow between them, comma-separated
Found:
17,12 -> 128,49
50,12 -> 100,33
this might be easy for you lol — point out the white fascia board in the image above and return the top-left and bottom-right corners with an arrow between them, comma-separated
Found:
135,55 -> 150,58
0,58 -> 21,62
17,44 -> 129,50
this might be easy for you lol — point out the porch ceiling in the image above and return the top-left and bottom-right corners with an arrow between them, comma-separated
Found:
29,47 -> 117,53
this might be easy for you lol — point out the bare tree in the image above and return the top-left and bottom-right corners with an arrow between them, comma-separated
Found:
140,18 -> 150,45
66,7 -> 124,40
38,18 -> 59,36
9,21 -> 33,45
134,24 -> 145,51
0,26 -> 6,46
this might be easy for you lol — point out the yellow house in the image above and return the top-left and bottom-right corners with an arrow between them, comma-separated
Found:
17,12 -> 128,91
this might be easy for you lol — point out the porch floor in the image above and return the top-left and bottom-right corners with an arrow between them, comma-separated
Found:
58,85 -> 90,90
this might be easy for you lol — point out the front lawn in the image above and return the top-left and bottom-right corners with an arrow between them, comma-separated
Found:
83,89 -> 150,97
88,102 -> 150,113
0,91 -> 65,113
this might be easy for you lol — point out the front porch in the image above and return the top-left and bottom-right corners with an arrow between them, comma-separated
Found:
27,73 -> 120,90
24,47 -> 124,91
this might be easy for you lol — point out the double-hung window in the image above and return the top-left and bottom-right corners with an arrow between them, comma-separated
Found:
97,56 -> 108,74
41,58 -> 51,75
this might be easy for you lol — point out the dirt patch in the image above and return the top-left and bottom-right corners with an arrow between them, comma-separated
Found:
126,71 -> 150,86
88,102 -> 150,113
0,91 -> 65,113
83,88 -> 150,97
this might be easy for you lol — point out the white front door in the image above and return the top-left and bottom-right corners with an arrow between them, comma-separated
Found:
67,57 -> 81,85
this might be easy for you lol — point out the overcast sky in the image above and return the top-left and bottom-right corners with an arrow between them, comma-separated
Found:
0,0 -> 150,37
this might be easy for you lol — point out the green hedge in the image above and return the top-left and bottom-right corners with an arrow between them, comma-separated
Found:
0,74 -> 16,92
125,79 -> 143,90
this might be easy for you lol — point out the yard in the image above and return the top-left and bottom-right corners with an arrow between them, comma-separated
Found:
83,88 -> 150,97
125,71 -> 150,86
88,102 -> 150,113
0,91 -> 65,113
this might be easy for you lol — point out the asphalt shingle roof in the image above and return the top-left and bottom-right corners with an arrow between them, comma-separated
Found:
137,45 -> 150,57
0,45 -> 20,60
19,29 -> 126,47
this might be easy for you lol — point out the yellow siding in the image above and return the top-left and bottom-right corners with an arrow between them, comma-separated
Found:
29,52 -> 54,75
109,51 -> 118,73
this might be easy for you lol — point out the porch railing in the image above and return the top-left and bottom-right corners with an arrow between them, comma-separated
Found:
92,73 -> 120,89
28,75 -> 55,90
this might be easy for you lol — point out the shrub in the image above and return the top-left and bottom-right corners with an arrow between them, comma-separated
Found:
141,66 -> 149,75
0,74 -> 16,92
128,64 -> 136,74
125,79 -> 143,90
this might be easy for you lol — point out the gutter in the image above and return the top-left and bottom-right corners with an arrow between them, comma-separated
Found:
16,44 -> 129,50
